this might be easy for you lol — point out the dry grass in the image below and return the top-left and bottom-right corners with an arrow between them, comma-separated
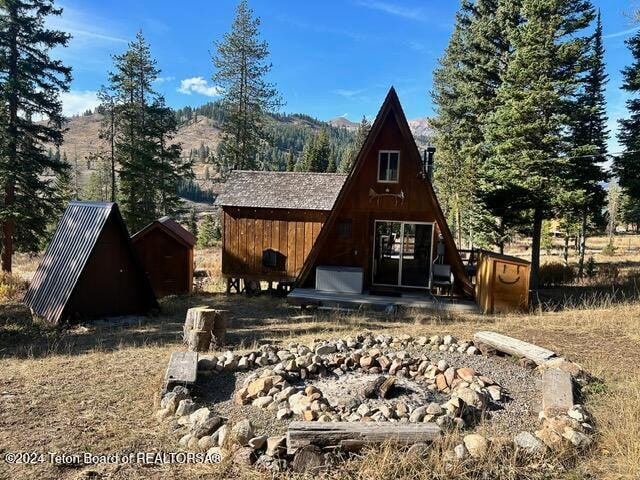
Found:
1,294 -> 639,479
1,243 -> 640,479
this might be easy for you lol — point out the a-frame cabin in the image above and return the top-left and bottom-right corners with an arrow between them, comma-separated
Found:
216,87 -> 473,308
296,87 -> 472,297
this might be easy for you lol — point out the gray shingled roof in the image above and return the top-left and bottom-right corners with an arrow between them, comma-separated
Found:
214,170 -> 348,211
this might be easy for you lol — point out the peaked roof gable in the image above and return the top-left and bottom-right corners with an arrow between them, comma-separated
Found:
24,201 -> 157,323
132,216 -> 197,248
296,87 -> 473,295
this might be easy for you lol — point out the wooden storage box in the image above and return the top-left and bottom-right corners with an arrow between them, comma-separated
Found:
475,252 -> 530,314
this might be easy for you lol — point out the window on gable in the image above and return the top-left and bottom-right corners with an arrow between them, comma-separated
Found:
378,151 -> 400,183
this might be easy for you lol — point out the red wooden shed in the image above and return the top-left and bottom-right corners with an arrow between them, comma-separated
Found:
131,216 -> 197,298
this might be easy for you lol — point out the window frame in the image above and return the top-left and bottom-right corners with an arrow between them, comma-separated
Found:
377,150 -> 400,183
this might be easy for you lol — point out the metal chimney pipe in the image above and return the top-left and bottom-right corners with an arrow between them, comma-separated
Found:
426,146 -> 435,180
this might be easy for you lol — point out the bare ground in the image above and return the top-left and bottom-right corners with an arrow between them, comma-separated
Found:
0,292 -> 639,479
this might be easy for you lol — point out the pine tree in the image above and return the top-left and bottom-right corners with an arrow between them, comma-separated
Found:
213,0 -> 282,175
96,86 -> 117,201
606,182 -> 621,244
325,156 -> 336,173
148,97 -> 190,217
614,27 -> 640,204
285,150 -> 295,171
0,0 -> 72,269
481,0 -> 594,289
566,10 -> 609,276
432,0 -> 517,249
198,214 -> 218,248
53,156 -> 74,208
300,128 -> 330,172
187,208 -> 198,237
108,32 -> 189,231
339,116 -> 370,173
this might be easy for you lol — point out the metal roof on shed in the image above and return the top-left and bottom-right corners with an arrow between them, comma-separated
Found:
214,170 -> 347,211
23,201 -> 149,324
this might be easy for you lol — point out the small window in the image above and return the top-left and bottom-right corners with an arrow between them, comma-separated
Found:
378,151 -> 399,183
337,219 -> 352,239
262,249 -> 278,268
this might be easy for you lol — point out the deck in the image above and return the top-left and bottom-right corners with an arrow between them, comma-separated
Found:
287,288 -> 479,313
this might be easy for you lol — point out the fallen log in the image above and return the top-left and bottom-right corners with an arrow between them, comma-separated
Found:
286,421 -> 441,454
473,331 -> 556,365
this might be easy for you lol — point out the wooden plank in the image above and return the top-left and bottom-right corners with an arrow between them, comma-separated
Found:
280,220 -> 287,264
272,219 -> 280,252
296,222 -> 305,274
542,368 -> 574,417
287,421 -> 441,453
164,351 -> 198,392
473,331 -> 556,365
304,222 -> 313,259
229,213 -> 238,273
255,218 -> 263,274
287,221 -> 296,276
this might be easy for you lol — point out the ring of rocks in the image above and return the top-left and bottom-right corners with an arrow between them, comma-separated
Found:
156,332 -> 595,473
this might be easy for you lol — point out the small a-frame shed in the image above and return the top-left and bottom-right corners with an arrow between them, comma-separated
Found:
24,201 -> 158,324
132,216 -> 196,297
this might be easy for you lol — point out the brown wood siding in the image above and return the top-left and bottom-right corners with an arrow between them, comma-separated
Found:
220,207 -> 328,281
303,110 -> 463,291
67,217 -> 157,317
133,225 -> 194,297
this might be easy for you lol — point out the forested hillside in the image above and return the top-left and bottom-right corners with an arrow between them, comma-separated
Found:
56,104 -> 434,206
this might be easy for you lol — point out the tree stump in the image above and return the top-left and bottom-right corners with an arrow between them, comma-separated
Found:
188,330 -> 211,352
183,307 -> 229,350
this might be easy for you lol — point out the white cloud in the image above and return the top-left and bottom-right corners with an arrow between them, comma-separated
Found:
354,0 -> 428,22
178,77 -> 223,97
61,90 -> 100,117
334,88 -> 365,99
155,76 -> 175,84
604,25 -> 640,40
46,5 -> 127,44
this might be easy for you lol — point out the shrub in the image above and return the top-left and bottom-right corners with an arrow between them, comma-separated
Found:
0,272 -> 28,301
585,256 -> 597,278
601,242 -> 617,255
538,262 -> 575,287
598,263 -> 620,282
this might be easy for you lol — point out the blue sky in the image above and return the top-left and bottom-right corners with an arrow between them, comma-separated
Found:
50,0 -> 638,151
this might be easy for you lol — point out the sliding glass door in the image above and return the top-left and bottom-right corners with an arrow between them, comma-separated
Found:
372,221 -> 434,288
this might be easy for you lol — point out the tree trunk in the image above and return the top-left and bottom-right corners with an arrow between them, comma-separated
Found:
455,194 -> 462,248
530,207 -> 543,291
110,105 -> 116,202
2,13 -> 19,273
577,212 -> 587,277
